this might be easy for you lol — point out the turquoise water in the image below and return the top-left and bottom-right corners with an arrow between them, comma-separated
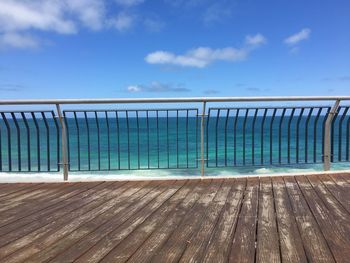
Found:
1,113 -> 350,175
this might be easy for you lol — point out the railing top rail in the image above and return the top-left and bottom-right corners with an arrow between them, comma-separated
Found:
0,96 -> 349,105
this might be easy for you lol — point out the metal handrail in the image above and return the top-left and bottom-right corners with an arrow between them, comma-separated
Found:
1,96 -> 350,105
1,96 -> 349,180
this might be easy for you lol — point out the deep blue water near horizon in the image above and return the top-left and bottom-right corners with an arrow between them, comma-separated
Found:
1,115 -> 350,175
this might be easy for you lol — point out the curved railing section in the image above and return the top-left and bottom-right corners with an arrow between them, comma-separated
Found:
0,96 -> 350,180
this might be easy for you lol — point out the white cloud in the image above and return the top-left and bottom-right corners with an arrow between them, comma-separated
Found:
0,0 -> 108,49
108,12 -> 135,32
245,33 -> 267,46
115,0 -> 144,7
145,34 -> 266,68
127,85 -> 142,92
0,0 -> 150,49
66,0 -> 106,31
126,82 -> 190,92
0,33 -> 39,49
202,3 -> 231,24
284,28 -> 311,45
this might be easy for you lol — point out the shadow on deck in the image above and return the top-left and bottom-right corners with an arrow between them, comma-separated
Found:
0,173 -> 349,262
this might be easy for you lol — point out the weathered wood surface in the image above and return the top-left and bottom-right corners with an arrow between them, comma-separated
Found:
0,174 -> 349,263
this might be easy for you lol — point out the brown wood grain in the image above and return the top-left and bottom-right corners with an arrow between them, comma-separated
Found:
229,177 -> 259,263
0,174 -> 348,263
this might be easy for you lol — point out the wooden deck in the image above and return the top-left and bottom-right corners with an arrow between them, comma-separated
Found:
0,174 -> 349,263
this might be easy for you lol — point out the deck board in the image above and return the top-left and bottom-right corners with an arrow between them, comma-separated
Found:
256,177 -> 281,263
0,173 -> 349,263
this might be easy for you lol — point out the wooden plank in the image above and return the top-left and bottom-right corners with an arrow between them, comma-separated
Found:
201,178 -> 246,263
0,183 -> 46,203
0,183 -> 80,205
0,184 -> 41,199
307,175 -> 350,226
336,173 -> 350,183
99,180 -> 195,263
229,177 -> 259,263
0,181 -> 134,261
148,179 -> 222,263
284,176 -> 335,263
24,180 -> 157,263
0,181 -> 104,232
126,179 -> 213,263
179,179 -> 233,263
296,175 -> 350,262
318,174 -> 350,213
271,176 -> 307,263
256,177 -> 281,263
0,183 -> 65,204
331,173 -> 350,187
0,183 -> 77,213
0,182 -> 110,240
45,180 -> 166,263
73,180 -> 184,263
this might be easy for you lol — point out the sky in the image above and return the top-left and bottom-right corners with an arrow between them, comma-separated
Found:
0,0 -> 350,100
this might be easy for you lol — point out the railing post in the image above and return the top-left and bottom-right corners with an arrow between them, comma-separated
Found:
200,101 -> 207,177
323,99 -> 340,171
56,104 -> 69,181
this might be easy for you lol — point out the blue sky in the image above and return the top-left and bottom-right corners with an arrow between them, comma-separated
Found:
0,0 -> 349,100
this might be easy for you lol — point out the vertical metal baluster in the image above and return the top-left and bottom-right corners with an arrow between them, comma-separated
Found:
41,112 -> 50,171
261,109 -> 268,165
252,109 -> 258,165
31,112 -> 40,172
176,110 -> 179,168
73,112 -> 80,171
215,109 -> 220,167
167,110 -> 169,168
200,102 -> 206,176
21,112 -> 31,171
52,111 -> 60,171
186,110 -> 189,168
195,109 -> 199,168
233,109 -> 240,166
63,111 -> 70,172
242,109 -> 249,165
206,108 -> 210,167
270,109 -> 277,165
56,105 -> 68,180
11,113 -> 21,171
1,113 -> 11,171
313,108 -> 322,163
146,110 -> 150,169
115,111 -> 120,169
305,108 -> 313,163
105,111 -> 111,170
224,109 -> 230,166
330,107 -> 339,162
278,108 -> 286,164
324,101 -> 340,170
287,108 -> 295,164
125,111 -> 130,170
136,111 -> 140,169
84,112 -> 91,171
157,110 -> 160,168
338,107 -> 349,161
322,107 -> 331,162
346,113 -> 350,161
296,108 -> 305,163
95,111 -> 101,170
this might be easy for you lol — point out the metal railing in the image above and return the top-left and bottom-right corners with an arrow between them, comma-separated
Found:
1,96 -> 350,180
